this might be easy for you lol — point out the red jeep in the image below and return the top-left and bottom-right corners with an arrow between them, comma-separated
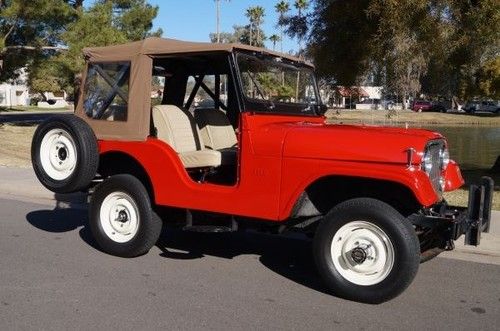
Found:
31,38 -> 493,303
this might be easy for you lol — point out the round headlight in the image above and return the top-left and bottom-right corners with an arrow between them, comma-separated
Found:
422,151 -> 433,173
440,148 -> 450,170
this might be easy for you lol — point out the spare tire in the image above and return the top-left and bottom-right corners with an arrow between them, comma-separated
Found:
31,115 -> 99,193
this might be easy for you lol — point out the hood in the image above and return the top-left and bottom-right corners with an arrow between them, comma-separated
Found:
282,121 -> 443,164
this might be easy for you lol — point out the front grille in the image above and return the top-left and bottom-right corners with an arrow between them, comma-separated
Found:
426,140 -> 444,195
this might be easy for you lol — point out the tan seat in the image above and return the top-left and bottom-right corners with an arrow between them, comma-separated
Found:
194,108 -> 238,165
152,105 -> 221,168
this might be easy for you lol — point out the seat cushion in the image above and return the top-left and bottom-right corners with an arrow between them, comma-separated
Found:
152,105 -> 203,153
179,149 -> 221,169
194,108 -> 237,150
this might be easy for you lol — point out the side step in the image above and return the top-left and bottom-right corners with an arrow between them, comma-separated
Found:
182,210 -> 238,233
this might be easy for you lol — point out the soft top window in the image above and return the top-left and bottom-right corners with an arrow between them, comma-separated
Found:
83,62 -> 130,121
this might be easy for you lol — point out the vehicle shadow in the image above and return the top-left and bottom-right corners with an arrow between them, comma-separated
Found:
156,229 -> 328,294
25,193 -> 101,251
25,193 -> 88,233
26,197 -> 328,294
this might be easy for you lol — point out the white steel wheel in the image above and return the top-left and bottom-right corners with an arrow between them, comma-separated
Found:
330,221 -> 395,286
99,192 -> 140,243
39,128 -> 77,181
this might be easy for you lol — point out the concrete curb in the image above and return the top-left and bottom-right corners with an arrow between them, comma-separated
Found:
0,166 -> 87,209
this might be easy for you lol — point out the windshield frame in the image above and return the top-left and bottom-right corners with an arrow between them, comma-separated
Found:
233,51 -> 322,116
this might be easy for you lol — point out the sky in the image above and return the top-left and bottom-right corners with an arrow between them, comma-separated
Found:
148,0 -> 305,53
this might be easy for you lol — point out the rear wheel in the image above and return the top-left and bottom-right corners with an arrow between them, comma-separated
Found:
89,174 -> 162,257
313,198 -> 420,303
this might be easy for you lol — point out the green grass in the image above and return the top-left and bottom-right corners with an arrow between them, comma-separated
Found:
444,168 -> 500,210
326,109 -> 500,126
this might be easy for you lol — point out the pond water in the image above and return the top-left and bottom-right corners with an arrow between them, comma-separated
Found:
418,126 -> 500,170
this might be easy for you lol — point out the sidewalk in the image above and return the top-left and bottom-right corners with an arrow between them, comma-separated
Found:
0,165 -> 499,264
0,166 -> 86,208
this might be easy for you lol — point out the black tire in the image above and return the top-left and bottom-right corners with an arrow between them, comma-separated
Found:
313,198 -> 420,304
89,174 -> 162,257
31,115 -> 98,193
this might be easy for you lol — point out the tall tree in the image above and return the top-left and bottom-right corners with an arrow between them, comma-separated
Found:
275,1 -> 289,53
112,0 -> 162,41
245,7 -> 255,46
367,0 -> 429,108
0,0 -> 76,80
269,34 -> 281,51
310,0 -> 382,84
214,0 -> 230,43
293,0 -> 308,52
308,0 -> 499,100
252,6 -> 265,47
245,6 -> 266,47
60,0 -> 161,76
25,0 -> 159,97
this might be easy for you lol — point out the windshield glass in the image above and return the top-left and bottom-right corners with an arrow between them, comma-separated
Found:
236,53 -> 319,114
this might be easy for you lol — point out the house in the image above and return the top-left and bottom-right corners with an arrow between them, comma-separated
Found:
332,86 -> 370,108
0,69 -> 30,108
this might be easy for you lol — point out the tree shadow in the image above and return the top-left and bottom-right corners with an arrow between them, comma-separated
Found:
156,228 -> 328,294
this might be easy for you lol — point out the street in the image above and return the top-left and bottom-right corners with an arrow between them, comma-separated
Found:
0,196 -> 499,330
0,110 -> 72,125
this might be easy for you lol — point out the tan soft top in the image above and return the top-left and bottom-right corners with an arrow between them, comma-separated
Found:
76,37 -> 311,141
83,37 -> 311,66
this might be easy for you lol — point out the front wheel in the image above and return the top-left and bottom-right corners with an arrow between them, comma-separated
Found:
313,198 -> 420,303
89,174 -> 162,257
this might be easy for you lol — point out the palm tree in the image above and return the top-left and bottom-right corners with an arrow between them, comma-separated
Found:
215,0 -> 230,43
245,7 -> 255,46
294,0 -> 309,52
253,6 -> 265,47
269,34 -> 281,51
246,6 -> 265,47
275,1 -> 289,53
292,0 -> 309,100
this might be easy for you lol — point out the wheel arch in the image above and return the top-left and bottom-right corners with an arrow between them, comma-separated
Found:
98,151 -> 155,203
289,175 -> 423,219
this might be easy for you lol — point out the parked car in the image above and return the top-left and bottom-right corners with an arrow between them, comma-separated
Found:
380,99 -> 396,110
430,101 -> 447,113
464,100 -> 500,114
463,100 -> 482,113
31,37 -> 493,304
412,100 -> 432,112
478,100 -> 500,113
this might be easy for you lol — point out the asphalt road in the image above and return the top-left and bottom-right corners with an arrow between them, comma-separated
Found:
0,111 -> 72,124
1,197 -> 499,330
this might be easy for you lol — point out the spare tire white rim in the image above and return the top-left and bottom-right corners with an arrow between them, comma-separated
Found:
330,221 -> 395,286
40,128 -> 77,181
100,192 -> 140,243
